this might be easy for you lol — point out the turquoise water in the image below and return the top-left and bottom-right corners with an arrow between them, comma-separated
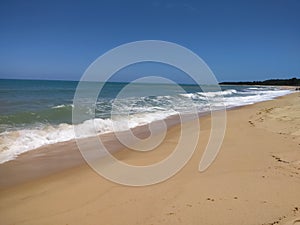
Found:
0,79 -> 292,163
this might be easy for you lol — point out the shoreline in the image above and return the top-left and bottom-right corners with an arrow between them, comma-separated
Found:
0,91 -> 295,188
0,85 -> 293,165
0,110 -> 209,188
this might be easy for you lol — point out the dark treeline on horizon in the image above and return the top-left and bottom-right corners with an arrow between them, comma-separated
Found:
220,77 -> 300,86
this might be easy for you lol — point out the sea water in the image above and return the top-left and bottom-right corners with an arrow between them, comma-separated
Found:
0,79 -> 292,163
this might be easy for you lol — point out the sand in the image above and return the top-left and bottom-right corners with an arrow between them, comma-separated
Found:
0,92 -> 299,225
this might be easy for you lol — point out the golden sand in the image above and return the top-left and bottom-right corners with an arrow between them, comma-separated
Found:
0,92 -> 299,225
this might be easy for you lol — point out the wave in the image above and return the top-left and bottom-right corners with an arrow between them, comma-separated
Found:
0,104 -> 73,128
0,87 -> 293,163
179,89 -> 238,98
0,110 -> 178,163
200,89 -> 238,97
51,104 -> 73,109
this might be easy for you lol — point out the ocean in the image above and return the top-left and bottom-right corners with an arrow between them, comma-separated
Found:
0,79 -> 292,163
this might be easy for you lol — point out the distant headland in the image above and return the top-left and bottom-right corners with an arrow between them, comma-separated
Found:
220,77 -> 300,87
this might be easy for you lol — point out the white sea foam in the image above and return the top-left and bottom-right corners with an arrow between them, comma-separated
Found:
0,88 -> 293,163
223,89 -> 291,106
247,87 -> 261,90
0,111 -> 177,163
51,104 -> 73,109
179,89 -> 238,99
52,104 -> 65,109
0,124 -> 75,163
200,89 -> 238,97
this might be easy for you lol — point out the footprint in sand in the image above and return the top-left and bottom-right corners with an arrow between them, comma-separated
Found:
284,219 -> 300,225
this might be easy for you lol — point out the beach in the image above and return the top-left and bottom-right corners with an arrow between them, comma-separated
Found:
0,92 -> 299,225
1,0 -> 300,224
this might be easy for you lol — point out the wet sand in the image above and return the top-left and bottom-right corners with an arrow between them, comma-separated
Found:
0,92 -> 299,225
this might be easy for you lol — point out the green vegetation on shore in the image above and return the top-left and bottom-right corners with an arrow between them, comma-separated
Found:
220,77 -> 300,86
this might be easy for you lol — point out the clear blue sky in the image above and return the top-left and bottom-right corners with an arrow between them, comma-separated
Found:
0,0 -> 299,82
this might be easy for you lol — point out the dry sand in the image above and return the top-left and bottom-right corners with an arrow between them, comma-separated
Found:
0,92 -> 299,225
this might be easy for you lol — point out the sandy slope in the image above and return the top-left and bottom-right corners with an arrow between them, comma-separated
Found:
0,93 -> 299,225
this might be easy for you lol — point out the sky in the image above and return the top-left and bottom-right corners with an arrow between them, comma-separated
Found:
0,0 -> 299,83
